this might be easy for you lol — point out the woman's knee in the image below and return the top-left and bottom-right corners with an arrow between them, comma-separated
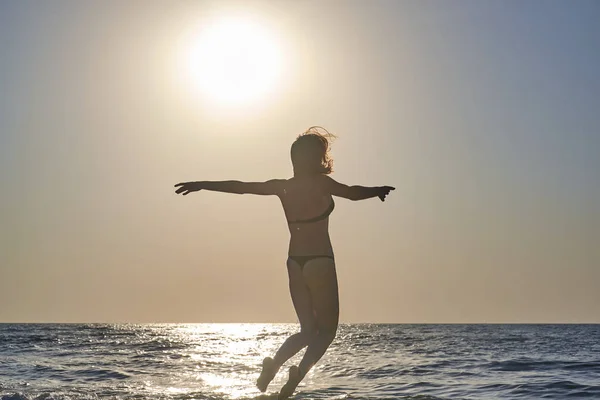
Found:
318,324 -> 337,343
300,324 -> 318,341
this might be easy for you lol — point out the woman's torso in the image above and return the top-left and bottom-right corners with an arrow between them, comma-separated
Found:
279,175 -> 334,257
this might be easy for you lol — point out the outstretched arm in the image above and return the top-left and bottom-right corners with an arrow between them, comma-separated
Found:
323,176 -> 395,201
174,179 -> 284,196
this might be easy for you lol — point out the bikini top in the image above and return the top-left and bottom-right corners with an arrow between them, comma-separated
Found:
287,198 -> 335,224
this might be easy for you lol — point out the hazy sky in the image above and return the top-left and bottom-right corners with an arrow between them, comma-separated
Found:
1,0 -> 598,323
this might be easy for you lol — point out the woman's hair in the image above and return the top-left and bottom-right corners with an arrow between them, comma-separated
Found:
290,126 -> 337,175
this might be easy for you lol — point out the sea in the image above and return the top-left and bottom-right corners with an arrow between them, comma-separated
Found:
1,324 -> 599,400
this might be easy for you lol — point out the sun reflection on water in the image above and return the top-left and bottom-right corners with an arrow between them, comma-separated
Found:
161,323 -> 294,399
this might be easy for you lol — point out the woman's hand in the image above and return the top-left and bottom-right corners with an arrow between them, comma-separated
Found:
174,182 -> 203,195
377,186 -> 395,202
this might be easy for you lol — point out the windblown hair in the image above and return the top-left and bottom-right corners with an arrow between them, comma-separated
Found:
291,126 -> 337,175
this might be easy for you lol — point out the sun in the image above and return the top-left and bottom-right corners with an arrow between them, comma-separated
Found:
185,16 -> 282,106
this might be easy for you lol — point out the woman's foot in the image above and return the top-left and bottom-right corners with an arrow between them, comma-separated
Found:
257,357 -> 278,392
278,365 -> 302,400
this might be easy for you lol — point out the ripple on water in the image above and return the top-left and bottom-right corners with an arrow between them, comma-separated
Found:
2,324 -> 600,400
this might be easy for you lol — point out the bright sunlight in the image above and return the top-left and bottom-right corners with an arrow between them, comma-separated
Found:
185,16 -> 282,106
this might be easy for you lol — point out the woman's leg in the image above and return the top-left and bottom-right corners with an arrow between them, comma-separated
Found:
279,258 -> 339,399
299,259 -> 339,373
274,259 -> 319,365
257,258 -> 317,392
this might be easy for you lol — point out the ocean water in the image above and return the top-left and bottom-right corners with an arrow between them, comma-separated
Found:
1,324 -> 599,400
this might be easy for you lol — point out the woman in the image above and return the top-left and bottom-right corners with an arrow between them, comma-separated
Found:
174,127 -> 394,399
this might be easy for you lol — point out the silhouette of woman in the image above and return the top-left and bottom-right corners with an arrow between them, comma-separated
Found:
174,127 -> 394,399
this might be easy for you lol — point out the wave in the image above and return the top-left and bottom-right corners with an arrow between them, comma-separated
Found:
70,368 -> 131,381
486,359 -> 600,372
506,380 -> 600,398
3,324 -> 600,400
1,393 -> 448,400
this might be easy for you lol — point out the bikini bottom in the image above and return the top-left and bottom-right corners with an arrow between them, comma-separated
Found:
287,255 -> 334,270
